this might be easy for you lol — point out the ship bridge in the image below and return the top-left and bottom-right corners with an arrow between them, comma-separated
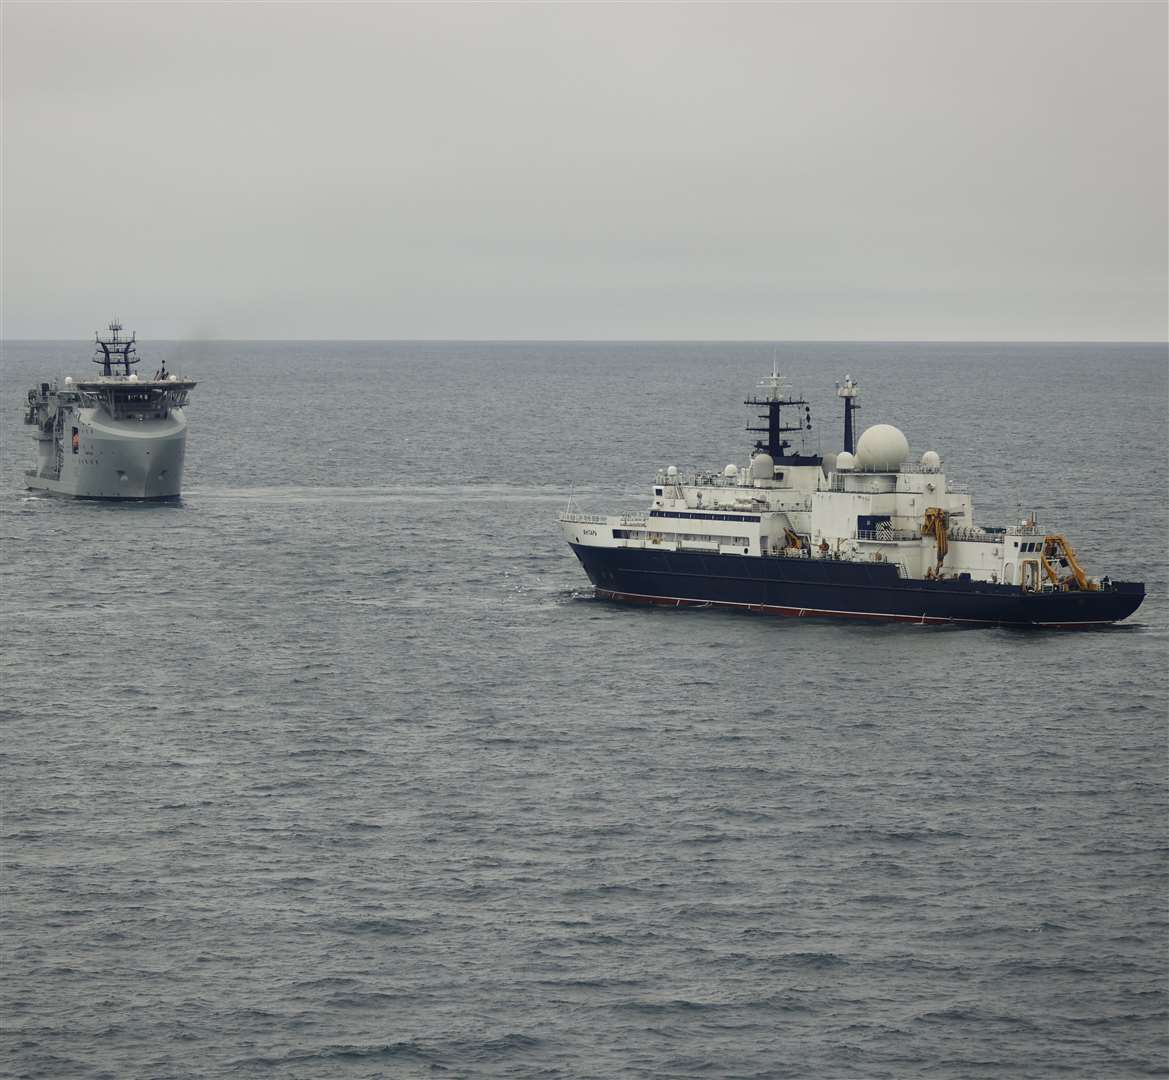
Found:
72,378 -> 195,421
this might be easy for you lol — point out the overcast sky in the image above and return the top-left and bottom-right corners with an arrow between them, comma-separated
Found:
2,2 -> 1166,340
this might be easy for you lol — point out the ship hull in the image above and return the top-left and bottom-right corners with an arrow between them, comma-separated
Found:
26,412 -> 188,500
570,544 -> 1144,627
24,476 -> 182,501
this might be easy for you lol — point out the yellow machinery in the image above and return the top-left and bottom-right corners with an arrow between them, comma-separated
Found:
783,527 -> 804,551
1040,534 -> 1097,591
921,508 -> 948,573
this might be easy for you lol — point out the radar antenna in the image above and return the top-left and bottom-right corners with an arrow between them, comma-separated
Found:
835,374 -> 860,454
93,320 -> 139,377
744,364 -> 820,465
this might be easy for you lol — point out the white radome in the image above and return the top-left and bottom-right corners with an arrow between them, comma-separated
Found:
750,452 -> 774,480
667,465 -> 678,477
128,373 -> 139,383
724,464 -> 738,478
64,376 -> 74,385
835,451 -> 856,471
921,450 -> 941,469
856,424 -> 909,471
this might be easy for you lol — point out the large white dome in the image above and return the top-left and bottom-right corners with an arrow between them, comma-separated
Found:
750,452 -> 774,480
855,424 -> 909,471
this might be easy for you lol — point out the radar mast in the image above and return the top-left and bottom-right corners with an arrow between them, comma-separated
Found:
836,375 -> 860,454
93,320 -> 139,377
744,360 -> 820,465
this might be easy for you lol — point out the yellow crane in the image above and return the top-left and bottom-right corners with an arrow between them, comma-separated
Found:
1040,534 -> 1097,591
921,507 -> 948,574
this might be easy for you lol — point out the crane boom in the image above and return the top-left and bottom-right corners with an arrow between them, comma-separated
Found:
1041,534 -> 1096,591
922,507 -> 948,572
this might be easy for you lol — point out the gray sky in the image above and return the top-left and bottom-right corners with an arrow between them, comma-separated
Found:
3,1 -> 1166,340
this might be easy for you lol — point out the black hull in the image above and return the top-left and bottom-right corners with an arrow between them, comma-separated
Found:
570,545 -> 1145,628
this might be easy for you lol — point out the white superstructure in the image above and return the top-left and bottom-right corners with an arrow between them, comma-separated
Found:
562,374 -> 1097,593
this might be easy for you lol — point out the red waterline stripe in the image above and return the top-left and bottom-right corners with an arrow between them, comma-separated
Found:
593,588 -> 1115,628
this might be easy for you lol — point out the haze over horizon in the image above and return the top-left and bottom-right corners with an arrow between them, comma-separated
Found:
3,2 -> 1166,342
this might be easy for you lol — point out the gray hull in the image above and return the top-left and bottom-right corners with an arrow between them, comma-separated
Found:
26,408 -> 189,500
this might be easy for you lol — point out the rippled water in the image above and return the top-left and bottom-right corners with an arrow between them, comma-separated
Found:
2,341 -> 1166,1078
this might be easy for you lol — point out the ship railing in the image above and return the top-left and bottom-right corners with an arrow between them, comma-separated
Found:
837,463 -> 925,475
656,470 -> 746,489
1006,524 -> 1043,536
828,471 -> 968,496
827,474 -> 896,492
695,498 -> 810,514
658,469 -> 795,490
560,511 -> 648,526
854,528 -> 921,542
948,527 -> 1003,544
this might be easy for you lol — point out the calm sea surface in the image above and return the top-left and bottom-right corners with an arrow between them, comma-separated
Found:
1,341 -> 1167,1079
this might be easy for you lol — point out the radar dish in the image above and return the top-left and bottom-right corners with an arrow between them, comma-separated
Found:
856,425 -> 909,471
750,453 -> 774,480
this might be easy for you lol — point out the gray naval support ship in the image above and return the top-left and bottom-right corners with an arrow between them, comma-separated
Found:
24,321 -> 196,499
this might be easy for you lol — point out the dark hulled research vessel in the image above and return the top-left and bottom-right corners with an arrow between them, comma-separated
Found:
560,370 -> 1144,628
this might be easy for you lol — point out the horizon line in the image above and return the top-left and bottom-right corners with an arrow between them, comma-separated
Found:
2,337 -> 1167,346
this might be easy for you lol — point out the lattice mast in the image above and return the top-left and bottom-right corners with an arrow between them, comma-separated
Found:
93,320 -> 139,377
744,362 -> 813,461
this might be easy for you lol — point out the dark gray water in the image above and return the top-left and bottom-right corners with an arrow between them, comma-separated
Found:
2,341 -> 1167,1079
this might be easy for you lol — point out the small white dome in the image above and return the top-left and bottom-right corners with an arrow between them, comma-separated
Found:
168,373 -> 178,382
666,465 -> 678,477
723,463 -> 738,478
921,450 -> 941,469
64,376 -> 74,385
128,373 -> 139,382
835,451 -> 856,471
750,452 -> 774,480
856,424 -> 909,471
